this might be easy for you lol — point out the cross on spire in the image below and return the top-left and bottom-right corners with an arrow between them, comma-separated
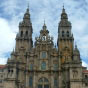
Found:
26,4 -> 29,14
44,20 -> 46,27
75,42 -> 78,49
61,5 -> 68,20
23,4 -> 31,21
62,4 -> 65,13
28,2 -> 29,9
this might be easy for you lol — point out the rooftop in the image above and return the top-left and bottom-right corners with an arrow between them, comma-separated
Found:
0,65 -> 6,69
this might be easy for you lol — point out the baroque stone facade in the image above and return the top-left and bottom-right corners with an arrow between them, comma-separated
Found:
0,6 -> 88,88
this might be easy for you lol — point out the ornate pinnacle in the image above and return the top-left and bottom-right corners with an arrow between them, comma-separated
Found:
61,5 -> 68,20
26,3 -> 29,14
43,20 -> 47,30
62,4 -> 65,13
23,5 -> 30,22
75,44 -> 77,49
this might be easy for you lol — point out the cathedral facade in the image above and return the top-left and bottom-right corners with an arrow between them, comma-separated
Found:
0,6 -> 88,88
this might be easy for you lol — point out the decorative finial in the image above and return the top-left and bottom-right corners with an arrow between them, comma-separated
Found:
44,20 -> 46,26
75,42 -> 77,49
43,19 -> 46,27
63,3 -> 64,9
26,2 -> 29,13
28,2 -> 29,9
75,44 -> 77,49
62,4 -> 65,13
42,20 -> 47,30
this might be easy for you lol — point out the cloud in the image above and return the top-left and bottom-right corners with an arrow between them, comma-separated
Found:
0,18 -> 15,51
0,17 -> 16,63
0,57 -> 7,65
82,61 -> 88,69
0,0 -> 87,70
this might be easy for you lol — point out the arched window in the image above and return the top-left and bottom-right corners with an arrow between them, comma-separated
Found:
41,62 -> 46,70
54,64 -> 58,71
26,31 -> 28,36
29,76 -> 33,87
30,64 -> 33,70
62,31 -> 64,37
42,52 -> 46,59
21,31 -> 23,37
38,78 -> 49,88
67,31 -> 69,37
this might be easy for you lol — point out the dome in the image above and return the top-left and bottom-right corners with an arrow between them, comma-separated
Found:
73,45 -> 80,55
59,6 -> 71,27
59,20 -> 71,27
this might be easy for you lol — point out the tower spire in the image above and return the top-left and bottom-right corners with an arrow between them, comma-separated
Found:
75,44 -> 77,49
62,4 -> 65,13
23,4 -> 31,22
43,20 -> 47,30
28,2 -> 29,9
75,42 -> 77,48
59,5 -> 71,28
75,42 -> 79,51
27,2 -> 29,13
61,5 -> 68,20
44,20 -> 46,27
63,3 -> 64,8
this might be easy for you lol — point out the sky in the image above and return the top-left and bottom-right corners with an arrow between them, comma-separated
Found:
0,0 -> 88,68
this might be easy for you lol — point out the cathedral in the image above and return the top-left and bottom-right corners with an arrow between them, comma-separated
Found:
0,6 -> 88,88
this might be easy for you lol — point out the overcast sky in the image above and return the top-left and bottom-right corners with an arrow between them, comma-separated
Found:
0,0 -> 88,68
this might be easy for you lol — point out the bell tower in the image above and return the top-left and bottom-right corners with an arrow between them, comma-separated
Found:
57,6 -> 74,63
15,6 -> 33,52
